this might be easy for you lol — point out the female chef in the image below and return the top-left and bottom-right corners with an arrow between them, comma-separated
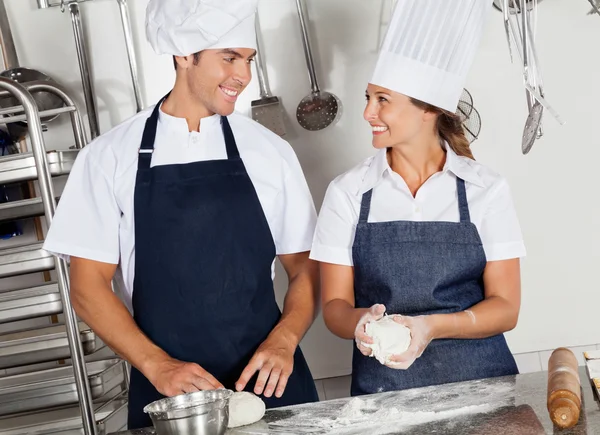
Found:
310,0 -> 526,396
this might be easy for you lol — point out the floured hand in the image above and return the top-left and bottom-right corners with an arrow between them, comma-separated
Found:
354,304 -> 386,357
386,315 -> 434,370
364,316 -> 412,365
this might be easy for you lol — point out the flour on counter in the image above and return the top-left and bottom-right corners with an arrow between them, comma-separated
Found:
264,377 -> 515,434
269,399 -> 498,434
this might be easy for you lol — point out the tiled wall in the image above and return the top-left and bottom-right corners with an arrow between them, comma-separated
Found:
315,344 -> 600,401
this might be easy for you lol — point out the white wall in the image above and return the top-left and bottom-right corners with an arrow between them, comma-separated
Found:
3,0 -> 599,379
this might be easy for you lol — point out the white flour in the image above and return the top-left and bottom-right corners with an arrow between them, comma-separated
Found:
268,398 -> 498,434
260,378 -> 515,435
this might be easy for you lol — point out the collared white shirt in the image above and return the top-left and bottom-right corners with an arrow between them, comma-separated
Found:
310,144 -> 526,266
44,105 -> 317,312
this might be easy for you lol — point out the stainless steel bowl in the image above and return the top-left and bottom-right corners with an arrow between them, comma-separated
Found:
143,389 -> 233,435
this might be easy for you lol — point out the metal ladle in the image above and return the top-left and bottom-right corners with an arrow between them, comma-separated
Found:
295,0 -> 340,131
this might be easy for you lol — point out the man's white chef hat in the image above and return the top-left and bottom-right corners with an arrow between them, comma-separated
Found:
371,0 -> 493,112
146,0 -> 258,57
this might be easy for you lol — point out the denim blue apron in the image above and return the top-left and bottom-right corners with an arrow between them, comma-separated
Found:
351,175 -> 518,396
127,98 -> 318,429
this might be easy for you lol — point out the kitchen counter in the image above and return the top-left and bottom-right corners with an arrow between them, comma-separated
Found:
113,367 -> 600,434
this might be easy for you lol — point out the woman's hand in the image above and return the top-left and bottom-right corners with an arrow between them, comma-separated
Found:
386,315 -> 435,370
353,304 -> 386,356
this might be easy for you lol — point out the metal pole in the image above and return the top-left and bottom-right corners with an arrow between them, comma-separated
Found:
0,0 -> 18,69
116,0 -> 143,112
67,0 -> 100,139
0,77 -> 97,435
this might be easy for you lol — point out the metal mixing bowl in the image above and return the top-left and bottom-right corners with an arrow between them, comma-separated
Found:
143,389 -> 233,435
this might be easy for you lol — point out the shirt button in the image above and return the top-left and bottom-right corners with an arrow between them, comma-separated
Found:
415,206 -> 420,213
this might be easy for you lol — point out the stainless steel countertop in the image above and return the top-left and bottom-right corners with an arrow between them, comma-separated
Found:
112,367 -> 600,434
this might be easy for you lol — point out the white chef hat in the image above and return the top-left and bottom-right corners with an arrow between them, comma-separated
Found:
146,0 -> 258,57
371,0 -> 493,112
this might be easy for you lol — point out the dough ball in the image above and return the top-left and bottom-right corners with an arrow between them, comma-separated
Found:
227,392 -> 266,428
364,316 -> 411,365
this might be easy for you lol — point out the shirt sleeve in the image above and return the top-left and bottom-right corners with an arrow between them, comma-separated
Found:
309,181 -> 358,266
43,146 -> 121,264
271,155 -> 317,255
479,178 -> 526,261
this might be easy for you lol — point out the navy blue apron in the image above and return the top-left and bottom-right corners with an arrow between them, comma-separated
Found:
351,175 -> 518,396
127,98 -> 318,429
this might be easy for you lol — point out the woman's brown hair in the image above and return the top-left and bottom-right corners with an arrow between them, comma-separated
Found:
409,98 -> 474,160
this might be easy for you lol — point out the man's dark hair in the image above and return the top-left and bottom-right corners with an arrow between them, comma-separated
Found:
173,52 -> 201,70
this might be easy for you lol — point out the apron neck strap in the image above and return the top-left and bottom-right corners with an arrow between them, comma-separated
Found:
138,95 -> 241,170
138,94 -> 167,170
358,189 -> 374,224
220,116 -> 240,159
456,177 -> 471,223
359,178 -> 471,224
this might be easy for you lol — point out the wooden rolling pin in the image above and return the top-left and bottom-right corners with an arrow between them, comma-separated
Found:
547,347 -> 582,429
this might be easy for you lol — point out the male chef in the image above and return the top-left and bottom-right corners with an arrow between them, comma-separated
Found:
43,0 -> 319,428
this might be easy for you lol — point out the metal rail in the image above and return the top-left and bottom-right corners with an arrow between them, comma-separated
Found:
0,77 -> 97,435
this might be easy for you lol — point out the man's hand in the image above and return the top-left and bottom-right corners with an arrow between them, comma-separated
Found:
145,357 -> 224,397
235,328 -> 297,399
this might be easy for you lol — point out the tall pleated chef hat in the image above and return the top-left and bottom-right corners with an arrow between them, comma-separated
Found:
371,0 -> 493,112
146,0 -> 258,57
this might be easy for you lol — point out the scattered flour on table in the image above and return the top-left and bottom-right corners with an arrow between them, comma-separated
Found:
269,398 -> 499,434
267,379 -> 513,434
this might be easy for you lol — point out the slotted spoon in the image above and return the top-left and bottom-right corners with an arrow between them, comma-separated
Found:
295,0 -> 340,131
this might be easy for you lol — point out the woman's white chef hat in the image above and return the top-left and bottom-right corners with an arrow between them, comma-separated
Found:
371,0 -> 493,112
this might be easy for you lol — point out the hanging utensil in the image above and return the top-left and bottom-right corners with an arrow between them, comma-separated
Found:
37,0 -> 100,139
116,0 -> 144,112
251,14 -> 286,137
498,0 -> 556,118
66,0 -> 100,139
295,0 -> 340,131
502,0 -> 514,62
519,0 -> 541,153
0,0 -> 17,70
524,3 -> 547,140
520,0 -> 534,110
38,0 -> 146,133
500,0 -> 563,154
493,0 -> 545,14
456,90 -> 481,144
463,105 -> 482,144
504,0 -> 562,124
522,101 -> 542,154
588,0 -> 600,16
456,88 -> 474,120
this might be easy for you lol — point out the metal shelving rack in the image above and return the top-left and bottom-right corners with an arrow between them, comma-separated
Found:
0,0 -> 142,432
0,79 -> 128,434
